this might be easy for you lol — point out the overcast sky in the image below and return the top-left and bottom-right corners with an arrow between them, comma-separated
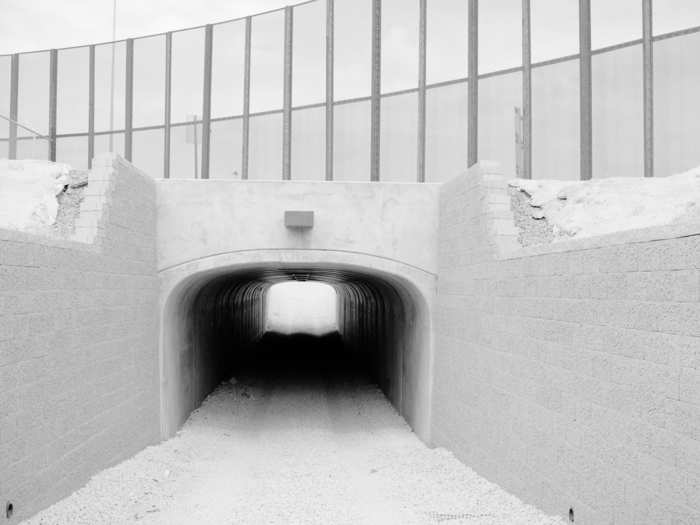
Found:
0,0 -> 308,53
2,0 -> 700,55
3,0 -> 700,134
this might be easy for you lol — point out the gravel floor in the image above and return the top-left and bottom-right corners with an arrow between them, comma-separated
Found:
22,352 -> 565,525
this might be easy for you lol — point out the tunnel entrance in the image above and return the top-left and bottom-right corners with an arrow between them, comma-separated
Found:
160,260 -> 433,443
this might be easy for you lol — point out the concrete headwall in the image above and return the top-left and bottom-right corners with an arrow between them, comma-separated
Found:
433,163 -> 700,524
156,180 -> 440,442
156,180 -> 440,274
0,155 -> 160,523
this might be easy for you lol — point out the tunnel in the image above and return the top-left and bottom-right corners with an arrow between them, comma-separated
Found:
160,261 -> 433,442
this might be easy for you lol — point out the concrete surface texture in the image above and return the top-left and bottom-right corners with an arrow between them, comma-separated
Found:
156,179 -> 440,274
0,155 -> 161,523
19,338 -> 565,525
434,162 -> 700,524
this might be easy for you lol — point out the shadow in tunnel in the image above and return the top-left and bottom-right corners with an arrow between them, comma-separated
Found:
235,331 -> 371,389
218,330 -> 404,438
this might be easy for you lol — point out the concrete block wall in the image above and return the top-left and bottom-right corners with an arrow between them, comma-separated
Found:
0,154 -> 160,523
434,162 -> 700,524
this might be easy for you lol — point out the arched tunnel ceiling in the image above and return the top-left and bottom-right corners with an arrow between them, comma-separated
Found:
189,265 -> 419,320
198,266 -> 408,285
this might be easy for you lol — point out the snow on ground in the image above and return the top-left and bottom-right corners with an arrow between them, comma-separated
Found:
21,373 -> 564,525
0,159 -> 71,232
509,166 -> 700,240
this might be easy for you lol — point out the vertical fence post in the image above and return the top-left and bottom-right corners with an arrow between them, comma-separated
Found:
370,0 -> 381,181
283,6 -> 294,180
9,54 -> 18,160
579,0 -> 592,180
49,49 -> 58,162
325,0 -> 334,181
522,0 -> 532,179
417,0 -> 427,182
467,0 -> 478,167
124,38 -> 134,162
643,0 -> 654,177
164,32 -> 172,179
242,17 -> 252,180
514,107 -> 523,176
88,45 -> 95,168
201,24 -> 213,180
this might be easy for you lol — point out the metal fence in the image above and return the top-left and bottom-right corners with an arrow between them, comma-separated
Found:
0,114 -> 49,160
2,0 -> 700,182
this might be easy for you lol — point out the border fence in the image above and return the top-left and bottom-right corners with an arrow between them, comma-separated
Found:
2,0 -> 700,182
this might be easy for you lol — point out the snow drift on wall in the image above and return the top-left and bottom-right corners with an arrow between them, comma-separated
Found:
509,166 -> 700,241
0,159 -> 71,232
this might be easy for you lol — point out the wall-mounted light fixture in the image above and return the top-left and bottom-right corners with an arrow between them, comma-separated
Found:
284,210 -> 314,229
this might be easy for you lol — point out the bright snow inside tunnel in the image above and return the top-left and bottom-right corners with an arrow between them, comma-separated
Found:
160,264 -> 432,440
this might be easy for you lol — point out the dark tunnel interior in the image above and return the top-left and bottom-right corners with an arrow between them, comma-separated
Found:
234,332 -> 365,398
160,264 -> 432,441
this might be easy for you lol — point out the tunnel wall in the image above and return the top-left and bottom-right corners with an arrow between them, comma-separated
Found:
160,273 -> 268,435
337,274 -> 431,434
337,281 -> 403,405
0,155 -> 160,524
433,162 -> 700,524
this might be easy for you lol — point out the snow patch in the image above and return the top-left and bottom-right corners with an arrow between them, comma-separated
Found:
0,159 -> 72,232
509,167 -> 700,240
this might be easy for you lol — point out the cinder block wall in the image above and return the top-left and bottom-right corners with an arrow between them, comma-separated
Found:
434,163 -> 700,524
0,155 -> 160,523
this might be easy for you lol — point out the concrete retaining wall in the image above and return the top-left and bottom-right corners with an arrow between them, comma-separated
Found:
433,162 -> 700,524
0,155 -> 160,523
5,154 -> 700,524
